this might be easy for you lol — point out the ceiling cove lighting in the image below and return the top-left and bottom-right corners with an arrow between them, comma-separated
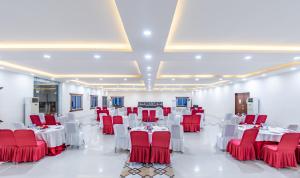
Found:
223,61 -> 300,78
158,74 -> 214,79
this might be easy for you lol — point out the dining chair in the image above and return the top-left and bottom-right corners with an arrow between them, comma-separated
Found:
102,116 -> 114,135
45,114 -> 61,125
30,115 -> 44,126
129,131 -> 150,163
261,133 -> 300,168
113,124 -> 129,152
0,129 -> 17,162
113,116 -> 123,125
227,128 -> 259,161
171,125 -> 184,152
240,115 -> 255,125
255,115 -> 267,125
150,131 -> 171,164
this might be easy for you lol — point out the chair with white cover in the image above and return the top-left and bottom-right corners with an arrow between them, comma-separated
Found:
128,113 -> 138,128
216,124 -> 236,151
13,123 -> 25,129
224,113 -> 234,122
64,122 -> 85,148
287,124 -> 299,131
99,113 -> 108,128
171,125 -> 184,152
113,124 -> 129,152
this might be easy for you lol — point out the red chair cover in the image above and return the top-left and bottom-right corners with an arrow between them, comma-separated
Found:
149,110 -> 158,122
255,115 -> 267,125
261,133 -> 300,168
181,115 -> 192,132
227,128 -> 259,161
150,131 -> 171,164
45,114 -> 60,125
296,145 -> 300,164
0,129 -> 17,162
163,107 -> 171,116
113,116 -> 123,124
127,107 -> 133,116
142,110 -> 149,122
102,107 -> 107,110
96,110 -> 101,121
30,115 -> 44,126
240,115 -> 255,125
129,131 -> 150,163
133,107 -> 138,115
191,115 -> 201,132
13,130 -> 47,163
253,141 -> 277,160
102,116 -> 114,134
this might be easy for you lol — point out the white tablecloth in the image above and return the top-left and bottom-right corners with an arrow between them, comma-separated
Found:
33,125 -> 66,148
236,125 -> 293,142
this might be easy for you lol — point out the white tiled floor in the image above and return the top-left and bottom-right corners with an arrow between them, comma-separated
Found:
0,117 -> 299,178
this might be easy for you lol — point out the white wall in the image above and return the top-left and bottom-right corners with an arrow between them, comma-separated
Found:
0,70 -> 34,123
192,71 -> 300,127
107,91 -> 192,107
60,83 -> 103,119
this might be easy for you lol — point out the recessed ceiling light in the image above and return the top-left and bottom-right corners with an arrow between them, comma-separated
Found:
195,55 -> 202,60
124,78 -> 127,81
30,73 -> 35,76
261,74 -> 267,77
51,77 -> 55,81
144,54 -> 152,60
290,67 -> 297,71
171,78 -> 175,81
195,78 -> 199,81
147,78 -> 151,81
43,54 -> 51,59
146,66 -> 152,71
242,78 -> 247,81
293,56 -> 300,61
0,66 -> 4,70
99,78 -> 103,81
219,78 -> 223,81
244,55 -> 252,60
143,30 -> 152,37
94,54 -> 101,59
147,73 -> 151,76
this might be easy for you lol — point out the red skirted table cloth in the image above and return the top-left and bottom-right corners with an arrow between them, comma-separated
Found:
33,125 -> 66,156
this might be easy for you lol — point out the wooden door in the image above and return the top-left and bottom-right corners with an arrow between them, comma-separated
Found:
235,92 -> 250,115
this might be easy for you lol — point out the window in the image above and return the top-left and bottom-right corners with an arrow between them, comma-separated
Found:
90,95 -> 98,109
176,97 -> 188,107
111,96 -> 124,107
70,94 -> 83,111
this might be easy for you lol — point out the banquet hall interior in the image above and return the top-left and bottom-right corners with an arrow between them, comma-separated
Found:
0,0 -> 300,178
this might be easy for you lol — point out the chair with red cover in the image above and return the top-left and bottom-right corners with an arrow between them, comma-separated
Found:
255,115 -> 267,125
149,110 -> 158,122
133,107 -> 138,115
261,133 -> 300,168
102,116 -> 114,134
127,107 -> 132,116
166,107 -> 171,116
129,131 -> 150,163
0,129 -> 17,162
191,115 -> 201,132
113,116 -> 123,124
45,114 -> 61,125
227,128 -> 259,161
13,130 -> 47,163
30,115 -> 44,126
296,145 -> 300,164
181,115 -> 192,132
240,115 -> 255,125
150,131 -> 171,164
142,110 -> 149,122
102,107 -> 107,110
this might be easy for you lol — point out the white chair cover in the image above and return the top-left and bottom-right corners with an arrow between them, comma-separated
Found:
99,113 -> 107,128
216,124 -> 236,151
171,125 -> 184,152
39,113 -> 45,123
113,124 -> 129,151
287,124 -> 299,131
64,122 -> 85,147
128,113 -> 138,128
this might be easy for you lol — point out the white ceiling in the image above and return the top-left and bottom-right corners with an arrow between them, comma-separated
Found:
0,0 -> 300,91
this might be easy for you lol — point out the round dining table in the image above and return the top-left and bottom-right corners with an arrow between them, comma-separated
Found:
33,125 -> 66,156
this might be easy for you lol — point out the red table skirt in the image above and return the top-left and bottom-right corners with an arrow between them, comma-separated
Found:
47,144 -> 66,156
